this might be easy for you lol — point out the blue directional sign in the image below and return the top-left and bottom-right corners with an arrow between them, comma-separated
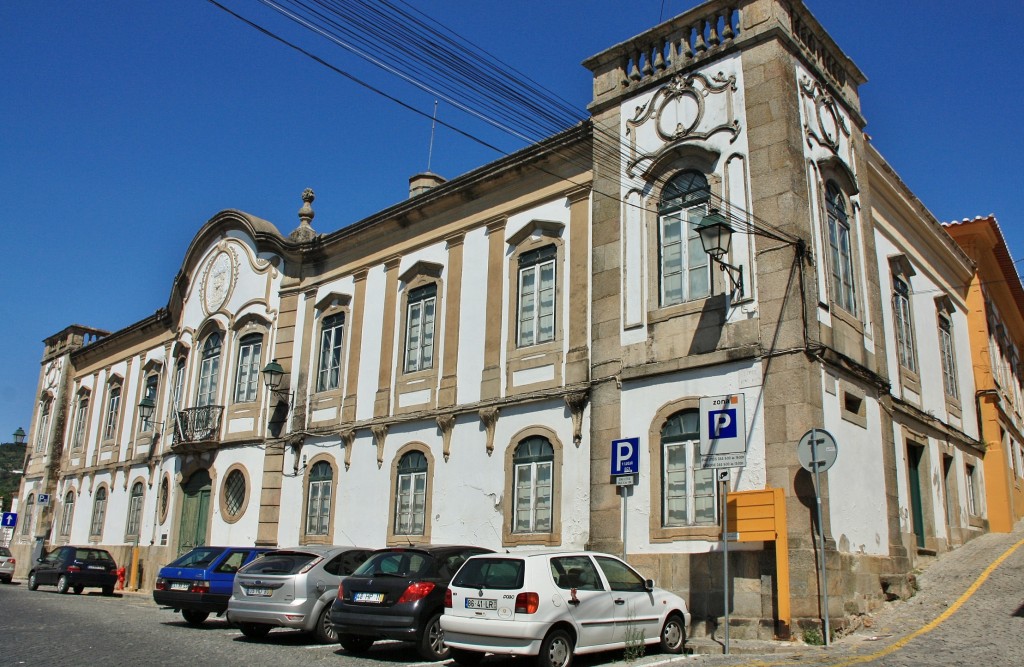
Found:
1,512 -> 17,529
611,437 -> 640,476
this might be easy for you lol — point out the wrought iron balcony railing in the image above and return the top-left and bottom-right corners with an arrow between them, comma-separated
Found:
173,406 -> 223,444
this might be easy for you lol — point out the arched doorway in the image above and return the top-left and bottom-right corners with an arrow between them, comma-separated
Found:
178,469 -> 211,554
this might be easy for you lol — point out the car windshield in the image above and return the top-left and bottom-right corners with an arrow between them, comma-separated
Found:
166,547 -> 223,568
240,551 -> 318,575
452,558 -> 524,590
353,550 -> 432,578
74,548 -> 114,563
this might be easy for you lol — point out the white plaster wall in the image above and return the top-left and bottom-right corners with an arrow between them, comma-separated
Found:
355,264 -> 387,421
456,226 -> 489,405
821,370 -> 889,555
619,360 -> 766,554
207,448 -> 265,546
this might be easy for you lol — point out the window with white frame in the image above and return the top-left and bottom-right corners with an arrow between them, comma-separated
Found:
517,246 -> 556,347
316,313 -> 345,392
35,398 -> 51,453
125,482 -> 144,538
661,410 -> 716,526
305,461 -> 332,536
21,494 -> 34,536
196,332 -> 222,407
404,285 -> 436,373
103,385 -> 121,440
657,171 -> 711,306
394,451 -> 427,535
938,312 -> 959,399
893,275 -> 917,373
512,436 -> 554,533
965,464 -> 979,516
89,487 -> 107,538
71,394 -> 89,450
234,333 -> 263,403
172,358 -> 186,409
140,373 -> 159,431
825,181 -> 857,315
59,491 -> 75,537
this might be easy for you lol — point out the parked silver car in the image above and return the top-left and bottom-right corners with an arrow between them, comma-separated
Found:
0,546 -> 15,584
227,545 -> 371,643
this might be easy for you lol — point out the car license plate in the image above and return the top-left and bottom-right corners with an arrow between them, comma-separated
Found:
87,565 -> 105,570
170,582 -> 189,591
465,598 -> 497,610
352,592 -> 385,603
246,587 -> 272,597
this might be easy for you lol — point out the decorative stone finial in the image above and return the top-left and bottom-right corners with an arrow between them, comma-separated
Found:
289,187 -> 318,243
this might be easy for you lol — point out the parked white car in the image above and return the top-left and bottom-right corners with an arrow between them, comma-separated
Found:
441,551 -> 690,667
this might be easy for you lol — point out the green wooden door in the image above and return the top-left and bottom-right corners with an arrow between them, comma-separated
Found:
907,445 -> 926,549
178,469 -> 212,555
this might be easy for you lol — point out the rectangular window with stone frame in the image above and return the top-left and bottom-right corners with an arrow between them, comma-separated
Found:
404,284 -> 436,374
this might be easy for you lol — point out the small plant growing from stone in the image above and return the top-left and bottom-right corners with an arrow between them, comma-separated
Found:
623,609 -> 646,661
802,627 -> 824,645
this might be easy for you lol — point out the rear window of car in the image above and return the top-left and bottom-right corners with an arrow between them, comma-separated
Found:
0,547 -> 11,557
240,551 -> 318,575
74,549 -> 114,563
452,558 -> 525,590
167,547 -> 223,568
354,550 -> 432,577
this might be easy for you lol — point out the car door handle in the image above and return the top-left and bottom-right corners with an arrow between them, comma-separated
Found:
614,598 -> 626,605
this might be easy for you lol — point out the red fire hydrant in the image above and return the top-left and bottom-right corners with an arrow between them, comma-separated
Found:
116,566 -> 126,590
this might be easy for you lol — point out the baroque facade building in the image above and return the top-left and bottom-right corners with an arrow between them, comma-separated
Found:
13,0 -> 1003,637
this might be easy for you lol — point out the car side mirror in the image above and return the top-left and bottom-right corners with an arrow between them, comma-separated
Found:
644,579 -> 655,592
36,557 -> 44,563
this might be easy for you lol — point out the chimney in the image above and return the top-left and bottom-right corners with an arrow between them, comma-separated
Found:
409,172 -> 446,198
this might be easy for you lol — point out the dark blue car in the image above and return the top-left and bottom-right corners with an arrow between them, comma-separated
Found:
154,546 -> 270,625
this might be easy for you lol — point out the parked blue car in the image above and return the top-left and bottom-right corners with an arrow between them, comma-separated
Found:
154,546 -> 270,625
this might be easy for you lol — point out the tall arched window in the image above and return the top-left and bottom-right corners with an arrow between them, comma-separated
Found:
305,462 -> 333,536
825,181 -> 857,314
140,373 -> 159,431
125,482 -> 144,538
104,385 -> 121,440
658,171 -> 711,306
172,358 -> 186,409
35,398 -> 52,453
234,333 -> 263,403
394,451 -> 427,535
71,393 -> 89,450
89,487 -> 108,538
59,490 -> 75,537
517,246 -> 557,347
512,437 -> 554,533
317,313 -> 345,392
196,332 -> 222,407
21,494 -> 34,536
661,410 -> 716,526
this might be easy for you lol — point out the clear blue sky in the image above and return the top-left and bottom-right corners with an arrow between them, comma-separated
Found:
2,0 -> 1022,439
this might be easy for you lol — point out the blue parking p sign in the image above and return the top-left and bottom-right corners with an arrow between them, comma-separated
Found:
611,438 -> 640,475
1,512 -> 17,529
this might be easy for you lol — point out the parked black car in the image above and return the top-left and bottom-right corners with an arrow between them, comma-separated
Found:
153,545 -> 270,625
28,546 -> 118,595
331,545 -> 492,660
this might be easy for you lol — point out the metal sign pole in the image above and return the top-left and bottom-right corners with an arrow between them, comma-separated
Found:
622,486 -> 628,561
722,473 -> 730,655
810,429 -> 831,646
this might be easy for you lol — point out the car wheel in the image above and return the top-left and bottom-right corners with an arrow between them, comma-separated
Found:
28,572 -> 38,591
239,623 -> 272,640
101,585 -> 115,596
659,613 -> 686,654
450,648 -> 486,665
312,606 -> 337,644
182,610 -> 210,626
417,612 -> 450,661
538,629 -> 574,667
338,634 -> 375,654
56,575 -> 70,594
73,585 -> 84,595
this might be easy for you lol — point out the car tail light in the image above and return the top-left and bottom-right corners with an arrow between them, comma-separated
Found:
515,592 -> 539,614
397,581 -> 436,604
6,557 -> 15,565
66,565 -> 81,573
444,588 -> 452,608
190,580 -> 210,593
337,580 -> 345,600
298,555 -> 324,575
155,577 -> 167,591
